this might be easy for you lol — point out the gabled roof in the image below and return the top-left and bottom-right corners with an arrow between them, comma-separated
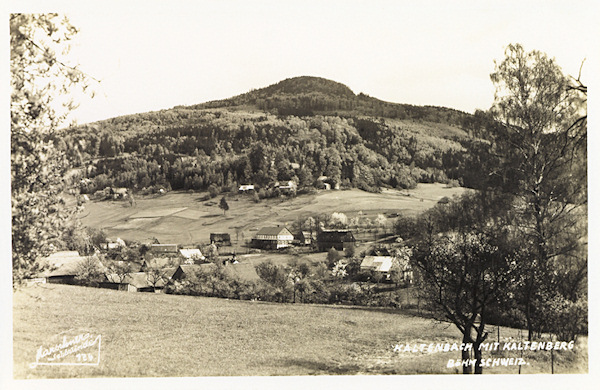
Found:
360,256 -> 394,273
38,251 -> 99,278
256,226 -> 293,236
179,248 -> 205,260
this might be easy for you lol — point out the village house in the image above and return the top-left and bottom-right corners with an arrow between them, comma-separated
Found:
251,226 -> 294,249
35,251 -> 104,285
179,248 -> 205,264
294,231 -> 317,246
360,251 -> 413,283
317,229 -> 356,252
360,255 -> 394,280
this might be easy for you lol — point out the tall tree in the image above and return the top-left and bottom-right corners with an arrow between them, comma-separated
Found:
11,14 -> 91,284
219,196 -> 229,215
489,43 -> 587,340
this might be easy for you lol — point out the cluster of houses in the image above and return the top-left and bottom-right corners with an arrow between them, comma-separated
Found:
250,226 -> 355,251
27,225 -> 411,293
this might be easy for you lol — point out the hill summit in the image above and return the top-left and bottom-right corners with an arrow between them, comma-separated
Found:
192,75 -> 469,121
254,76 -> 356,98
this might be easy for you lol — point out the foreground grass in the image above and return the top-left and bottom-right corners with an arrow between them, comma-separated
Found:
13,284 -> 587,379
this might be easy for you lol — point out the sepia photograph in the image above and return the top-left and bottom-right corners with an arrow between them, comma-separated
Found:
5,0 -> 598,389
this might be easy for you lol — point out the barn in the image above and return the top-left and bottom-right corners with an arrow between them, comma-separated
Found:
317,229 -> 356,252
37,251 -> 98,285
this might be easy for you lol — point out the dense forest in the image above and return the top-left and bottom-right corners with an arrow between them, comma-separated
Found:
57,76 -> 501,197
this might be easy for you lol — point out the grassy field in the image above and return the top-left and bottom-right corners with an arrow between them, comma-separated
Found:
79,183 -> 468,245
13,284 -> 587,379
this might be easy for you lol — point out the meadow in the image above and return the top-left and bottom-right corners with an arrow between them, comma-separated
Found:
13,284 -> 587,379
79,183 -> 468,245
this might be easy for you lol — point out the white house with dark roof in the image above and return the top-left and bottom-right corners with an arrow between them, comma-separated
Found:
251,226 -> 294,249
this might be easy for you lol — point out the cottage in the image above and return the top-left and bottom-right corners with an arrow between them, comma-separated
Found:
179,248 -> 205,263
360,255 -> 412,283
36,251 -> 96,285
317,229 -> 356,252
210,233 -> 232,247
360,256 -> 394,274
251,226 -> 294,249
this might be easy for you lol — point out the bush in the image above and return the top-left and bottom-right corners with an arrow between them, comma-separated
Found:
446,179 -> 460,188
208,184 -> 219,198
326,248 -> 341,268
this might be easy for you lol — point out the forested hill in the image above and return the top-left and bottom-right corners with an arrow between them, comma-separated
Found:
190,76 -> 473,126
59,76 -> 500,198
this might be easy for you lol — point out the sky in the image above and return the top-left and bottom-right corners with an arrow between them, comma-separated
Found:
10,0 -> 600,125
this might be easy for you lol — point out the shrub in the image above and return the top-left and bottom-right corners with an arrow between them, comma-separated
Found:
208,184 -> 219,198
446,179 -> 460,188
326,248 -> 341,268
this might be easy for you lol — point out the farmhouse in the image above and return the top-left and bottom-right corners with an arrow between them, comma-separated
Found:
210,233 -> 232,247
251,226 -> 294,249
317,229 -> 356,252
37,251 -> 100,285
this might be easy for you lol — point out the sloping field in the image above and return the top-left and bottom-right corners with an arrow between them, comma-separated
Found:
13,284 -> 587,379
79,184 -> 467,245
129,207 -> 188,219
